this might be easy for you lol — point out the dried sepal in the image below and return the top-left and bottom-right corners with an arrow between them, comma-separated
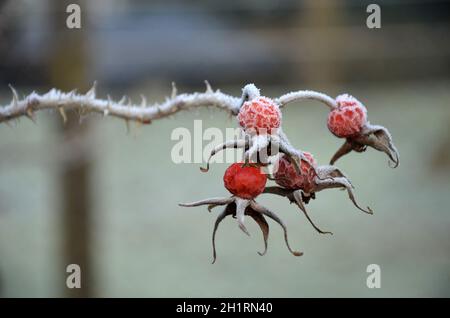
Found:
362,124 -> 400,168
330,140 -> 353,165
211,202 -> 270,263
246,207 -> 269,256
292,191 -> 333,235
179,196 -> 252,236
200,139 -> 248,172
330,123 -> 399,168
211,204 -> 233,264
315,165 -> 372,214
199,133 -> 307,175
263,186 -> 293,198
179,197 -> 234,209
235,198 -> 251,236
263,186 -> 332,235
250,201 -> 303,257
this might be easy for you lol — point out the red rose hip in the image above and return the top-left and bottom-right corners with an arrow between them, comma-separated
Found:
274,152 -> 317,193
237,96 -> 281,135
327,94 -> 367,138
223,163 -> 267,200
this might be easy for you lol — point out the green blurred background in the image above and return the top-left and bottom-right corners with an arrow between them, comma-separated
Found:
0,0 -> 449,297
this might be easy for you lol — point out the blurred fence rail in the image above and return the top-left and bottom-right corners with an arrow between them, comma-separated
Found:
0,0 -> 449,87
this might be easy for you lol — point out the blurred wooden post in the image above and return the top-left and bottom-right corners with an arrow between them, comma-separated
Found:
49,0 -> 93,297
294,0 -> 343,87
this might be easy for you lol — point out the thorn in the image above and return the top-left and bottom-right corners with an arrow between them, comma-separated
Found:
205,80 -> 213,93
171,82 -> 177,99
107,95 -> 113,107
48,88 -> 57,97
68,89 -> 77,98
140,94 -> 147,108
25,92 -> 39,119
86,81 -> 97,98
119,96 -> 127,105
58,106 -> 67,123
104,95 -> 112,116
9,84 -> 19,106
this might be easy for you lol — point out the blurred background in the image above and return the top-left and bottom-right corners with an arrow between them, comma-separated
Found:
0,0 -> 449,297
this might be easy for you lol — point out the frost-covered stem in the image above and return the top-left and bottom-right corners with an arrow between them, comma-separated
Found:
0,82 -> 241,124
0,83 -> 337,125
276,90 -> 337,109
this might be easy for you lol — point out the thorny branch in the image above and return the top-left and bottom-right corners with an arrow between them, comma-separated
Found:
0,82 -> 336,125
1,81 -> 399,261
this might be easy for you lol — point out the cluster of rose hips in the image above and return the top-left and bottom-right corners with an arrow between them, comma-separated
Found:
180,84 -> 399,263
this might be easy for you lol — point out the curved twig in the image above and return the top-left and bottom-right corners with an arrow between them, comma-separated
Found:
275,90 -> 337,109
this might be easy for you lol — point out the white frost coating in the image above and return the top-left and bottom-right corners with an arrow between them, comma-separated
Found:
276,90 -> 337,109
0,82 -> 336,124
241,83 -> 260,102
0,82 -> 241,123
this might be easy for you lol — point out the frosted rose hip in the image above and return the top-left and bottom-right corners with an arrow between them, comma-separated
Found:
275,152 -> 317,193
237,97 -> 281,134
223,163 -> 267,200
327,94 -> 367,138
